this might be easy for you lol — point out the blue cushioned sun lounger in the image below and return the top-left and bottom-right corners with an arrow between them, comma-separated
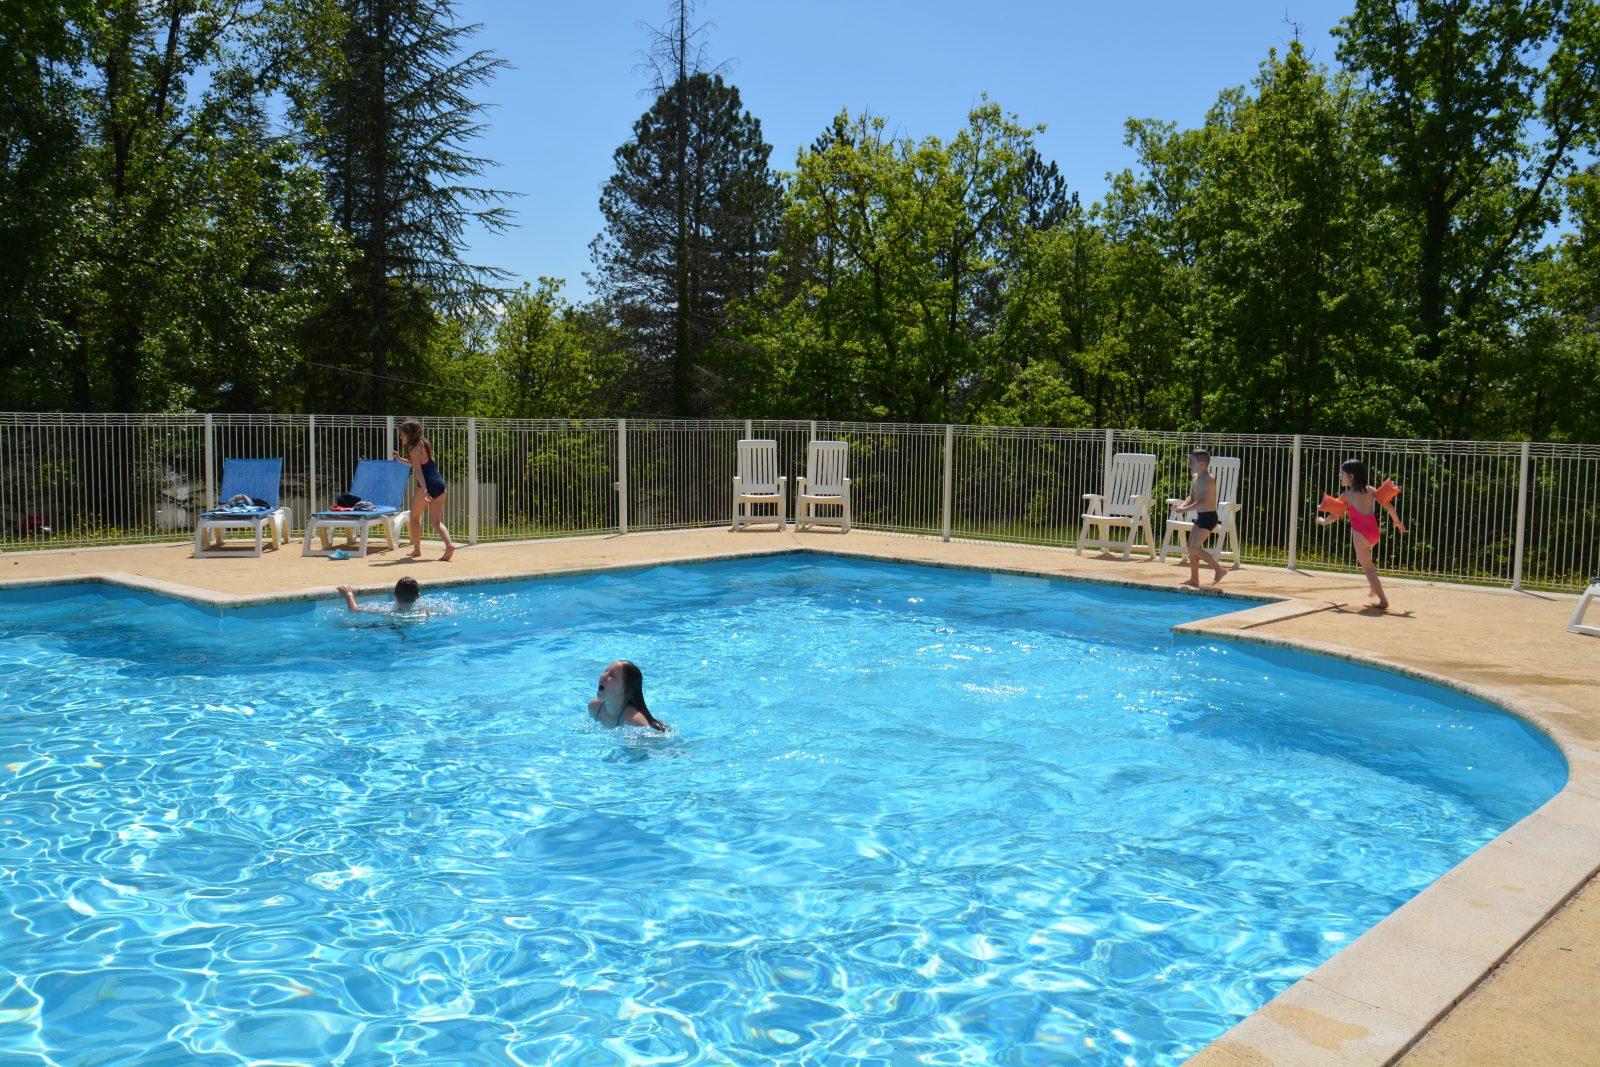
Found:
193,458 -> 292,558
302,459 -> 413,557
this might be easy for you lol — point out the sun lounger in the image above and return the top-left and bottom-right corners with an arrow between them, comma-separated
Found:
193,458 -> 292,558
302,459 -> 412,557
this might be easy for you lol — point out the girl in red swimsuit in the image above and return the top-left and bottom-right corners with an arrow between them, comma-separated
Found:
1317,459 -> 1406,610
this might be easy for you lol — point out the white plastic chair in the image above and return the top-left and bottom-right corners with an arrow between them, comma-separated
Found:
1158,455 -> 1243,568
795,440 -> 851,533
1572,581 -> 1600,637
1077,452 -> 1157,560
732,439 -> 787,531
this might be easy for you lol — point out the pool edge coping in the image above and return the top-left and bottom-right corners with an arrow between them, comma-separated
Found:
1,541 -> 1596,1067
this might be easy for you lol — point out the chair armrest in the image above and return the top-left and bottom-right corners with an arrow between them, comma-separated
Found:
796,477 -> 808,494
841,477 -> 851,488
732,476 -> 743,490
1164,497 -> 1186,507
777,476 -> 788,488
1082,493 -> 1105,512
1130,494 -> 1154,512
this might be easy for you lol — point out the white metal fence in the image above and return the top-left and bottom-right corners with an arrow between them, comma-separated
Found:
1,413 -> 1596,592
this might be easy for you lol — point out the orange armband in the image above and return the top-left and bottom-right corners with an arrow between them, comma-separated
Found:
1319,493 -> 1348,518
1373,478 -> 1401,506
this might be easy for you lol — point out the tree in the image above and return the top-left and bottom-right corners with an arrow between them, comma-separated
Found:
1335,0 -> 1600,435
0,0 -> 95,409
470,279 -> 631,418
301,0 -> 514,413
1189,42 -> 1412,435
592,0 -> 779,416
736,104 -> 1038,422
0,0 -> 349,412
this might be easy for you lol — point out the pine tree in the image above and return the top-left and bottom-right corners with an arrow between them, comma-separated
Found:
301,0 -> 513,412
591,0 -> 779,416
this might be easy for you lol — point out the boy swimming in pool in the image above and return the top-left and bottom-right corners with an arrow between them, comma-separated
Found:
336,577 -> 447,617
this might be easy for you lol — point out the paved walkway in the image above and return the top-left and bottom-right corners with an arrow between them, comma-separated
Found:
3,529 -> 1597,1064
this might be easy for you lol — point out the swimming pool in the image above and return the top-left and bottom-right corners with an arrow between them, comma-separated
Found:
0,554 -> 1566,1064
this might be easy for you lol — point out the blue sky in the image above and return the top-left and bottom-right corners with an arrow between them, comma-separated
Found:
458,0 -> 1353,298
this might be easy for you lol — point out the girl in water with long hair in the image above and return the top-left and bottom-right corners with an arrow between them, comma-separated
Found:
588,660 -> 669,732
393,418 -> 457,561
1317,458 -> 1405,611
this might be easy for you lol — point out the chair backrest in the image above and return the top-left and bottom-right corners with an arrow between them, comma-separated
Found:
1210,456 -> 1241,507
736,439 -> 781,493
347,459 -> 412,509
1104,452 -> 1157,516
218,457 -> 283,507
805,440 -> 849,493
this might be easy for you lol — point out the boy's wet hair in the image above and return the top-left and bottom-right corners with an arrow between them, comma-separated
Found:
1189,448 -> 1211,463
394,576 -> 420,605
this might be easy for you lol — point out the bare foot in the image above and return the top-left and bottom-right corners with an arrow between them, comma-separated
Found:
1180,578 -> 1199,588
441,545 -> 455,562
1376,597 -> 1389,611
408,548 -> 422,558
1211,566 -> 1227,585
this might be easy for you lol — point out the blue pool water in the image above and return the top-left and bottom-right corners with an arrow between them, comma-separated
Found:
0,555 -> 1565,1065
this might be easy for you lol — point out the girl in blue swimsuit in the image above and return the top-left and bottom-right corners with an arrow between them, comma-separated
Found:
394,419 -> 457,561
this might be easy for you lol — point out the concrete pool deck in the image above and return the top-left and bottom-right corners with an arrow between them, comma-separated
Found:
2,528 -> 1596,1065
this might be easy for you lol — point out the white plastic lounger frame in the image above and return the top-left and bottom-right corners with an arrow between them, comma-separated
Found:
1158,455 -> 1243,568
1572,581 -> 1600,637
795,440 -> 851,533
732,439 -> 787,531
1077,452 -> 1157,561
194,458 -> 292,559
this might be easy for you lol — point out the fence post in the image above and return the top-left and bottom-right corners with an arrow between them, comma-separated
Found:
617,418 -> 629,534
1286,434 -> 1302,571
941,424 -> 954,542
307,414 -> 317,517
386,415 -> 395,450
467,417 -> 479,546
809,420 -> 816,441
1102,427 -> 1114,490
203,413 -> 216,510
1512,440 -> 1530,591
744,419 -> 753,439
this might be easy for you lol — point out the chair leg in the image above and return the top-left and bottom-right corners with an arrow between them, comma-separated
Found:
1572,586 -> 1600,636
842,494 -> 851,534
1076,518 -> 1088,555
